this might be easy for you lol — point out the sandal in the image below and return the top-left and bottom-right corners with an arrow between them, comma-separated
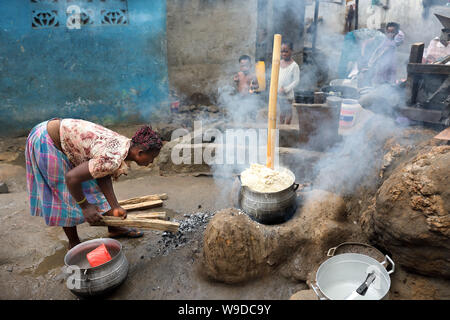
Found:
109,227 -> 144,239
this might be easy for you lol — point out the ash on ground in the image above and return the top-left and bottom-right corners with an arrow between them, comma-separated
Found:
146,212 -> 216,257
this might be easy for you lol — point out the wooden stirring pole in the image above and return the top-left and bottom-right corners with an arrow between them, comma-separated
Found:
267,34 -> 282,169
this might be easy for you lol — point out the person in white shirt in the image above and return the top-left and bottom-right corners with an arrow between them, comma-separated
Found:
422,28 -> 450,64
278,41 -> 300,124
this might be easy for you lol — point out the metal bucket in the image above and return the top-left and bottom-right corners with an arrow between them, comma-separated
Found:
238,168 -> 299,224
64,238 -> 129,297
311,243 -> 395,300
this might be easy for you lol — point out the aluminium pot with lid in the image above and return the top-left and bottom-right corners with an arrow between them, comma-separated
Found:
236,168 -> 300,224
311,242 -> 395,300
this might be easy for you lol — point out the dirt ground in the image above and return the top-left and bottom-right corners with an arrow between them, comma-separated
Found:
1,125 -> 449,300
0,129 -> 307,300
0,174 -> 309,300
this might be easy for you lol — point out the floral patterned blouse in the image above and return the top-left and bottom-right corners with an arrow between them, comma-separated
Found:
59,119 -> 131,180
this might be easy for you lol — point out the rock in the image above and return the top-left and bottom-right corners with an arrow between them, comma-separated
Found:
156,134 -> 212,175
207,105 -> 219,113
0,164 -> 25,182
289,289 -> 318,300
367,145 -> 450,278
178,105 -> 191,113
155,124 -> 180,142
388,265 -> 450,300
188,92 -> 212,106
379,127 -> 440,179
0,182 -> 8,194
208,112 -> 221,119
0,151 -> 19,162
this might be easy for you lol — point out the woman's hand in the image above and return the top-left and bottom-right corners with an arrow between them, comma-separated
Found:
111,206 -> 127,219
80,202 -> 103,224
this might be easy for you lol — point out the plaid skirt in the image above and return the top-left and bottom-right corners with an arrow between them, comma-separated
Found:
25,121 -> 110,227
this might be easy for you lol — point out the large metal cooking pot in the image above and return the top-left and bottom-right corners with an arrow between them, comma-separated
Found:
238,168 -> 299,224
311,243 -> 395,300
64,238 -> 129,297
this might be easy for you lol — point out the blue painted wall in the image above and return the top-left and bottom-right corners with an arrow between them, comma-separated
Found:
0,0 -> 169,136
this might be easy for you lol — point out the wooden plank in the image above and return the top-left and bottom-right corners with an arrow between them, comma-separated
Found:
407,63 -> 450,75
92,216 -> 179,233
122,200 -> 163,211
409,43 -> 425,63
406,43 -> 425,105
118,193 -> 168,206
128,212 -> 167,220
103,213 -> 167,220
397,106 -> 444,124
434,127 -> 450,141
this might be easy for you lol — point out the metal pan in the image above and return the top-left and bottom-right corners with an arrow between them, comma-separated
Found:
311,243 -> 395,300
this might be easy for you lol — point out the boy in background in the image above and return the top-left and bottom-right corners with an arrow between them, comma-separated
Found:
232,55 -> 260,121
234,55 -> 259,95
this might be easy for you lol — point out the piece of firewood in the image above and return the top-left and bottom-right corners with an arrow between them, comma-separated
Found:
92,216 -> 179,233
118,193 -> 168,206
128,212 -> 167,220
121,200 -> 163,211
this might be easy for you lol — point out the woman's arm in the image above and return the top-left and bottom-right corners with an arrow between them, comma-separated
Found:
96,175 -> 127,218
65,161 -> 103,224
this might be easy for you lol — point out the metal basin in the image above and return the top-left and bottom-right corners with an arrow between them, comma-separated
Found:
64,238 -> 129,297
239,168 -> 299,224
312,252 -> 395,300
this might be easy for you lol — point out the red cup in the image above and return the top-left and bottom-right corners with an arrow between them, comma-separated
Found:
86,243 -> 112,268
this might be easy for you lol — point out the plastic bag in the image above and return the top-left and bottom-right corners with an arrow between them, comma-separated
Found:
86,243 -> 112,268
